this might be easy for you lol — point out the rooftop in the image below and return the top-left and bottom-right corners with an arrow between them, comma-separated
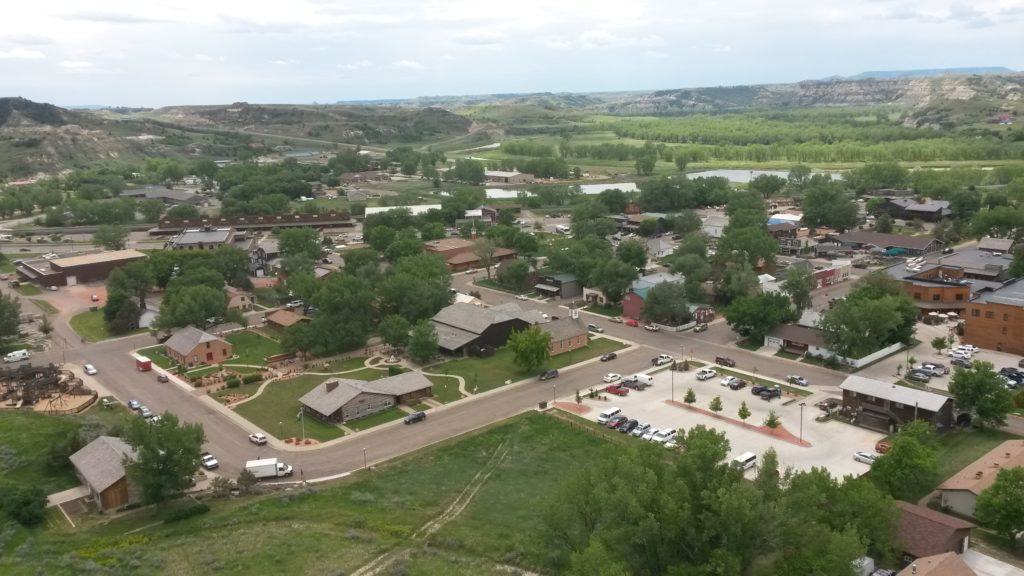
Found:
299,372 -> 433,415
432,302 -> 519,335
69,436 -> 136,493
165,326 -> 225,356
977,237 -> 1014,253
364,204 -> 442,216
834,230 -> 940,251
424,238 -> 475,251
938,440 -> 1024,495
886,197 -> 952,214
839,375 -> 951,412
896,552 -> 977,576
265,309 -> 307,327
541,317 -> 587,342
168,228 -> 234,247
122,186 -> 203,204
767,324 -> 828,348
972,279 -> 1024,307
896,501 -> 976,559
485,170 -> 522,178
49,249 -> 147,269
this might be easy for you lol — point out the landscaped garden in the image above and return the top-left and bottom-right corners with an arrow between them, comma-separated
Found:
431,337 -> 626,394
425,374 -> 463,403
225,330 -> 284,365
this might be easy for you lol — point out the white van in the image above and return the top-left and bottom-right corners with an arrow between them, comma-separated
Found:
597,407 -> 622,424
555,224 -> 572,235
4,350 -> 31,363
732,452 -> 757,471
0,234 -> 12,242
631,374 -> 654,387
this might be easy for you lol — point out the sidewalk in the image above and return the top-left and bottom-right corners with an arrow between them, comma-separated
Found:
46,485 -> 88,508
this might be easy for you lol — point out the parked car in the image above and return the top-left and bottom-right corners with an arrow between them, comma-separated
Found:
249,432 -> 268,445
696,368 -> 717,381
816,398 -> 840,412
587,323 -> 604,333
759,387 -> 782,401
906,371 -> 931,383
90,294 -> 100,302
641,428 -> 660,441
1018,358 -> 1024,368
875,440 -> 891,454
715,356 -> 736,367
606,415 -> 629,429
721,376 -> 740,387
729,379 -> 748,391
515,294 -> 529,301
609,316 -> 623,323
853,451 -> 878,465
955,344 -> 979,353
751,385 -> 768,396
652,429 -> 677,444
652,354 -> 673,366
618,419 -> 639,434
83,364 -> 98,375
157,373 -> 169,383
949,350 -> 973,360
625,319 -> 639,327
139,406 -> 153,419
950,358 -> 973,369
664,440 -> 680,450
918,364 -> 947,377
631,423 -> 651,437
200,452 -> 220,470
600,352 -> 617,362
539,369 -> 559,381
286,300 -> 304,309
606,384 -> 630,396
644,324 -> 660,332
127,400 -> 141,410
404,411 -> 427,424
786,375 -> 808,386
148,415 -> 162,425
693,323 -> 708,333
603,373 -> 622,383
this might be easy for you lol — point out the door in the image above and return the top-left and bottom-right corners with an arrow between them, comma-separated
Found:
66,275 -> 77,286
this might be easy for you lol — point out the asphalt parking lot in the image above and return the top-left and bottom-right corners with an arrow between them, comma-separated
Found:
583,367 -> 884,479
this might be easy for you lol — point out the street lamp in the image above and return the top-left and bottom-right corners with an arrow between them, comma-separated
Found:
278,421 -> 282,439
362,447 -> 367,469
552,383 -> 557,406
799,403 -> 806,443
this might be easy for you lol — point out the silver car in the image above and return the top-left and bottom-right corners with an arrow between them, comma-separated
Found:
631,423 -> 651,438
853,451 -> 877,465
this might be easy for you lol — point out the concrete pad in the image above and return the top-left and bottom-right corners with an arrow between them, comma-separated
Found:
962,549 -> 1024,576
581,368 -> 884,479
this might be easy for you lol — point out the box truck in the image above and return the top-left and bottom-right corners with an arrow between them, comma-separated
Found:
245,458 -> 294,479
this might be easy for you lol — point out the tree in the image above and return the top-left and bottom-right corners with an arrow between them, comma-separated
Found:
640,282 -> 691,325
140,199 -> 165,222
781,266 -> 813,315
107,261 -> 154,309
802,179 -> 859,230
297,274 -> 376,356
634,154 -> 656,176
452,159 -> 485,184
763,410 -> 781,428
716,260 -> 759,304
976,467 -> 1024,540
787,164 -> 812,193
948,361 -> 1014,429
738,401 -> 751,421
420,221 -> 447,241
637,219 -> 658,237
278,228 -> 322,262
408,320 -> 439,364
931,336 -> 947,355
165,204 -> 200,220
875,213 -> 894,233
124,412 -> 205,505
674,154 -> 689,172
684,388 -> 696,404
615,239 -> 648,270
155,285 -> 226,330
378,314 -> 411,350
755,447 -> 782,501
709,396 -> 723,413
591,259 -> 638,304
497,259 -> 531,291
93,224 -> 128,250
0,293 -> 22,345
379,254 -> 452,322
723,293 -> 797,343
748,174 -> 786,200
869,423 -> 939,501
670,211 -> 702,235
473,238 -> 498,280
508,326 -> 551,373
1,484 -> 46,526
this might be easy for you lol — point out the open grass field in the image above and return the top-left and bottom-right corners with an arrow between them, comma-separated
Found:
0,412 -> 610,575
135,345 -> 174,369
917,428 -> 1023,500
432,337 -> 626,393
68,310 -> 109,342
425,374 -> 463,403
224,330 -> 284,365
14,283 -> 42,296
321,355 -> 368,373
232,374 -> 343,441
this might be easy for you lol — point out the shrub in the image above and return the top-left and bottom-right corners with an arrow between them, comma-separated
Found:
1,485 -> 47,526
225,378 -> 241,389
387,365 -> 403,376
162,501 -> 210,523
241,373 -> 262,385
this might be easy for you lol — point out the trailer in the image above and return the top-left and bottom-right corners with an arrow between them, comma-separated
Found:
134,355 -> 152,372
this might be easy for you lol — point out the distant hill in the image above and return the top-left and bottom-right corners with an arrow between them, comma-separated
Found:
846,67 -> 1015,80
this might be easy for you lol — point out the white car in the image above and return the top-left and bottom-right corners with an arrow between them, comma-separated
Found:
950,350 -> 972,360
515,294 -> 529,301
664,440 -> 679,450
642,428 -> 660,441
720,376 -> 739,387
696,368 -> 717,381
83,364 -> 98,375
249,432 -> 268,445
652,429 -> 677,444
200,452 -> 219,470
42,253 -> 59,260
603,373 -> 622,383
955,344 -> 979,353
139,406 -> 153,419
853,451 -> 878,465
631,423 -> 651,437
644,324 -> 660,332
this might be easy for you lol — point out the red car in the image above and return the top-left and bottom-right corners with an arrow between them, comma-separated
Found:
605,415 -> 629,429
606,384 -> 630,396
625,318 -> 639,327
875,440 -> 891,454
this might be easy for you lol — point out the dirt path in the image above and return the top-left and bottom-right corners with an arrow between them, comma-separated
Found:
350,440 -> 513,576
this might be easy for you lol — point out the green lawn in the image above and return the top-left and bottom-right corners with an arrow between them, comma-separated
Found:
28,299 -> 58,315
474,278 -> 529,295
584,304 -> 622,318
345,407 -> 409,431
253,287 -> 283,308
186,365 -> 221,379
426,374 -> 464,403
0,412 -> 611,575
212,380 -> 266,403
736,338 -> 763,351
225,331 -> 284,365
233,374 -> 344,442
933,428 -> 1022,491
136,345 -> 174,369
323,356 -> 368,372
14,283 -> 42,296
433,337 -> 626,393
68,310 -> 109,342
410,401 -> 432,412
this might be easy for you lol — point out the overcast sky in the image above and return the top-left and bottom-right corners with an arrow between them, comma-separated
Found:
0,0 -> 1021,107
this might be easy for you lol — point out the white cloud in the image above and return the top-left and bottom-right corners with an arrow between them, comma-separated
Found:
455,29 -> 506,46
6,34 -> 52,45
62,11 -> 169,24
578,30 -> 665,49
541,36 -> 573,50
270,58 -> 300,66
337,59 -> 372,70
59,60 -> 96,71
193,54 -> 214,62
708,43 -> 732,53
392,59 -> 424,69
0,47 -> 45,59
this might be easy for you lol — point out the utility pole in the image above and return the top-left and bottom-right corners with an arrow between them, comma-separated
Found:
362,447 -> 367,469
799,402 -> 806,443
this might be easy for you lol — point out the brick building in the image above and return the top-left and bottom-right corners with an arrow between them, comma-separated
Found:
963,279 -> 1024,355
423,238 -> 518,272
15,250 -> 147,288
164,326 -> 233,367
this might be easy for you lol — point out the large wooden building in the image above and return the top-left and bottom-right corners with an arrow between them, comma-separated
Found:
299,372 -> 433,423
839,375 -> 954,433
69,436 -> 137,512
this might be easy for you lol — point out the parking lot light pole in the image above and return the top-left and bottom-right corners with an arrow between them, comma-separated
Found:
799,403 -> 806,443
552,383 -> 557,406
363,447 -> 367,469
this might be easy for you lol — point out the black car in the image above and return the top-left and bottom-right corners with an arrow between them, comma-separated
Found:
404,411 -> 427,424
618,419 -> 639,434
715,356 -> 736,367
600,353 -> 617,362
751,385 -> 768,396
950,358 -> 972,369
539,369 -> 559,381
760,387 -> 781,401
728,379 -> 747,391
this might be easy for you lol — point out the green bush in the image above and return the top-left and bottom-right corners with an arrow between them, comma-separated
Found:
225,378 -> 241,388
1,484 -> 47,526
388,365 -> 403,376
241,373 -> 262,385
162,501 -> 210,523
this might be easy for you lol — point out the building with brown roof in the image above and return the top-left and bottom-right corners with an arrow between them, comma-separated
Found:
264,309 -> 309,330
832,230 -> 943,255
839,375 -> 954,432
15,249 -> 147,288
896,552 -> 977,576
69,436 -> 138,512
423,238 -> 518,272
164,326 -> 233,367
881,197 -> 952,222
896,501 -> 975,564
938,440 -> 1024,519
299,372 -> 432,423
763,324 -> 830,356
226,286 -> 254,312
541,317 -> 588,356
963,279 -> 1024,356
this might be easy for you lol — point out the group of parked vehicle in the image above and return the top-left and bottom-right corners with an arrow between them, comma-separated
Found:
597,407 -> 680,447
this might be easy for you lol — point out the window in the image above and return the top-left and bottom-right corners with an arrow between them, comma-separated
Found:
972,309 -> 980,317
986,311 -> 994,319
894,402 -> 904,409
1002,327 -> 1008,335
955,294 -> 963,301
932,294 -> 940,301
914,292 -> 922,299
1004,314 -> 1010,321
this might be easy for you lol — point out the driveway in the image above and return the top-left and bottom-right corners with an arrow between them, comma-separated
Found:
581,367 -> 883,479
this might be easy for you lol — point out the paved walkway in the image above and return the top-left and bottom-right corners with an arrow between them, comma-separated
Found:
46,485 -> 89,508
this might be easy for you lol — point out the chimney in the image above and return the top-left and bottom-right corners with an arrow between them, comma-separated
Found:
326,380 -> 338,393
